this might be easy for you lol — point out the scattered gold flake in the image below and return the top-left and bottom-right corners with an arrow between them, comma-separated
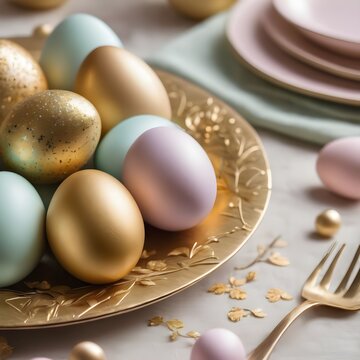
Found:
139,280 -> 156,286
251,309 -> 267,318
208,283 -> 231,294
235,236 -> 289,270
24,280 -> 51,290
167,247 -> 190,257
146,260 -> 167,271
141,249 -> 156,259
266,288 -> 293,303
246,271 -> 257,282
0,337 -> 13,360
227,307 -> 249,322
229,288 -> 247,300
148,316 -> 200,342
267,252 -> 290,267
170,331 -> 179,341
229,276 -> 246,287
148,316 -> 164,326
166,319 -> 184,331
186,331 -> 201,339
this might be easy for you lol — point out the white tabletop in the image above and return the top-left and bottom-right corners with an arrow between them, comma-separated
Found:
0,1 -> 359,359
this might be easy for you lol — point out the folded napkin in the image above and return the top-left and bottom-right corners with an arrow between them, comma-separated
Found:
148,12 -> 360,145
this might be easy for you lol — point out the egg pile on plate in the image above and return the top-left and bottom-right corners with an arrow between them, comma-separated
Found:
0,14 -> 217,287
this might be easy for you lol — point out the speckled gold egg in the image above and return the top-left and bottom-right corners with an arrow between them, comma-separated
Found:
169,0 -> 235,20
47,169 -> 145,284
0,90 -> 101,184
0,40 -> 47,125
75,46 -> 172,135
9,0 -> 67,10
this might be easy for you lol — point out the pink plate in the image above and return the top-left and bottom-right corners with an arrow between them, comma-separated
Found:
262,5 -> 360,81
226,0 -> 360,106
273,0 -> 360,58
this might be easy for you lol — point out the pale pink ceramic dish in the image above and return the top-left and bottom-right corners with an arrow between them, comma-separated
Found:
226,0 -> 360,106
273,0 -> 360,58
262,5 -> 360,81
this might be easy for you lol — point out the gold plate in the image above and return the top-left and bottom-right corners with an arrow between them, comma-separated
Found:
0,34 -> 271,329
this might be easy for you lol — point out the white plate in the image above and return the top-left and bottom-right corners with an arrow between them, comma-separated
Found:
273,0 -> 360,58
227,0 -> 360,106
262,5 -> 360,81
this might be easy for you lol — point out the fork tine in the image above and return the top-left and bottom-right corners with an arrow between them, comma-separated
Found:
345,267 -> 360,298
319,243 -> 346,289
305,241 -> 337,287
336,245 -> 360,293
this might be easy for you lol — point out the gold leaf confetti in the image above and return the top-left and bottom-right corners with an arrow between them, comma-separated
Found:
227,307 -> 249,322
25,280 -> 51,290
251,309 -> 267,318
139,280 -> 156,286
167,247 -> 190,257
266,288 -> 293,303
148,316 -> 164,326
257,244 -> 266,256
0,337 -> 13,360
146,260 -> 167,271
166,319 -> 184,331
141,249 -> 156,259
267,252 -> 290,267
273,239 -> 288,248
229,276 -> 246,287
229,288 -> 247,300
208,283 -> 231,295
186,331 -> 201,339
246,271 -> 257,282
170,331 -> 179,341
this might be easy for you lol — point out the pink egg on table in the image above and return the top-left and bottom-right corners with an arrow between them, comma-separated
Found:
191,328 -> 246,360
316,137 -> 360,200
122,126 -> 217,231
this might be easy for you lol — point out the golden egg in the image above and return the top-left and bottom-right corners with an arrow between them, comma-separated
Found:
315,209 -> 341,238
9,0 -> 67,10
69,342 -> 106,360
0,90 -> 101,184
0,40 -> 47,125
47,169 -> 145,284
75,46 -> 172,135
169,0 -> 235,20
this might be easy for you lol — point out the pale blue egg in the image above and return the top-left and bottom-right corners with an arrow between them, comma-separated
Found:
95,115 -> 177,180
40,13 -> 122,90
0,172 -> 45,287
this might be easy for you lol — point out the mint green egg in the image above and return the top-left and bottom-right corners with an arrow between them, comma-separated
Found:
0,172 -> 45,288
95,115 -> 177,180
40,13 -> 122,90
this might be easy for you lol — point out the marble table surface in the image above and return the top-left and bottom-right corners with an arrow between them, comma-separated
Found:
0,1 -> 359,359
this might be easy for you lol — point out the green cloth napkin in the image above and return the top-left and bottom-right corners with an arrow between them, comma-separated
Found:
148,12 -> 360,145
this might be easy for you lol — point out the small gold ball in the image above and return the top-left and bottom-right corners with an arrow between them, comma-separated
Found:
315,209 -> 341,238
169,0 -> 235,20
32,24 -> 54,38
69,342 -> 106,360
9,0 -> 67,10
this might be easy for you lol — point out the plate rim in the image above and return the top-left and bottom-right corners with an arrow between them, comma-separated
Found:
226,0 -> 360,106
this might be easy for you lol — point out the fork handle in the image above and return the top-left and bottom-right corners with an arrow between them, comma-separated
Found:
247,300 -> 320,360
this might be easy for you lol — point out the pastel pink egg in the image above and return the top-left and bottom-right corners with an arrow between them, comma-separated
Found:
317,137 -> 360,200
123,126 -> 217,231
191,328 -> 246,360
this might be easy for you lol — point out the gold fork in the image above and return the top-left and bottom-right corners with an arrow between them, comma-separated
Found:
248,242 -> 360,360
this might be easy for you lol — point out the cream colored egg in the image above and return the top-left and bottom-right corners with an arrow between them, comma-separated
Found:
0,40 -> 47,125
75,46 -> 172,135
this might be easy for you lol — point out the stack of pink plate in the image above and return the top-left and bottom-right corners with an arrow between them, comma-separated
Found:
226,0 -> 360,106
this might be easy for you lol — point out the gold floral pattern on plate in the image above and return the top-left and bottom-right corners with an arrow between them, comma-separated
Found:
0,69 -> 271,329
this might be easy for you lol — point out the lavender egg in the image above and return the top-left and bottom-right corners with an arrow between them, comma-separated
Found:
317,137 -> 360,200
122,126 -> 217,231
191,328 -> 246,360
